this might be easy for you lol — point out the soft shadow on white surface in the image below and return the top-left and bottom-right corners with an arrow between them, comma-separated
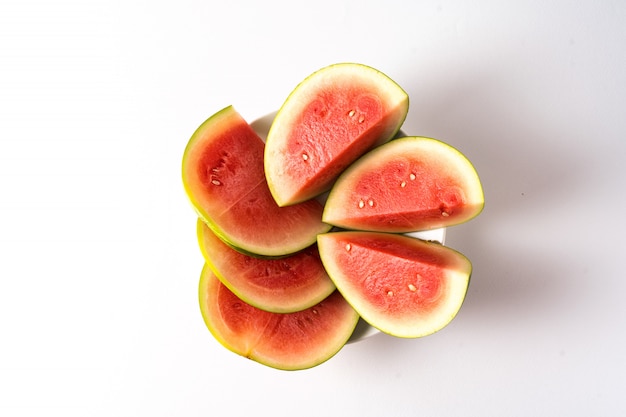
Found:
396,66 -> 595,321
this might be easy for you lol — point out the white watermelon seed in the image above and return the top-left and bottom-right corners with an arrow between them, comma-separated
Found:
358,115 -> 365,123
410,173 -> 416,181
302,153 -> 309,161
401,181 -> 406,188
211,179 -> 222,186
387,290 -> 394,296
368,199 -> 374,207
358,200 -> 365,208
345,243 -> 351,251
408,284 -> 417,292
348,110 -> 356,117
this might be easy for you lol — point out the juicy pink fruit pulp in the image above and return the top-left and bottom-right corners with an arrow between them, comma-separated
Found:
279,92 -> 398,203
197,122 -> 265,199
331,234 -> 447,317
343,159 -> 471,230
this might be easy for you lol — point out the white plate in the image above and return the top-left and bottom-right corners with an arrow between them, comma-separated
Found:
251,112 -> 446,343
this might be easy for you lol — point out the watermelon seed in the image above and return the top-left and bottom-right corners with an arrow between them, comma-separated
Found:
302,152 -> 309,161
441,211 -> 450,217
408,284 -> 417,292
348,110 -> 356,117
387,290 -> 394,297
312,308 -> 318,315
345,243 -> 351,251
401,181 -> 407,188
410,173 -> 416,181
358,115 -> 365,123
211,179 -> 222,186
358,200 -> 365,208
368,199 -> 374,207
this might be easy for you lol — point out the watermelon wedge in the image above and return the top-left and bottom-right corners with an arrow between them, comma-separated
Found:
197,218 -> 335,313
199,265 -> 359,370
317,231 -> 472,338
182,105 -> 331,257
323,136 -> 484,233
264,63 -> 409,206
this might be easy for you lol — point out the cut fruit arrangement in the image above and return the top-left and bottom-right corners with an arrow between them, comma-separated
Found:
182,63 -> 484,371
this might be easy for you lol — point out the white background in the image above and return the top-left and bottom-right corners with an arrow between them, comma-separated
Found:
1,0 -> 625,415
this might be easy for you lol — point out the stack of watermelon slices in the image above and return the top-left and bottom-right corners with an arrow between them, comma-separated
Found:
182,63 -> 484,371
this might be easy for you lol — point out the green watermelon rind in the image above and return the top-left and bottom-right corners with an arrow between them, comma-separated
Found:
182,106 -> 241,250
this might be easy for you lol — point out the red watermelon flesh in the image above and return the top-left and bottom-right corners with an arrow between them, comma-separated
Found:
317,231 -> 471,338
197,219 -> 335,313
199,265 -> 359,370
264,63 -> 409,206
323,136 -> 484,233
278,92 -> 398,198
182,105 -> 331,257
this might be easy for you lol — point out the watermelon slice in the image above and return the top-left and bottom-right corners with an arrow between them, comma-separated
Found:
199,265 -> 359,370
317,231 -> 471,338
264,63 -> 409,206
323,136 -> 484,233
197,218 -> 335,313
182,105 -> 331,257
